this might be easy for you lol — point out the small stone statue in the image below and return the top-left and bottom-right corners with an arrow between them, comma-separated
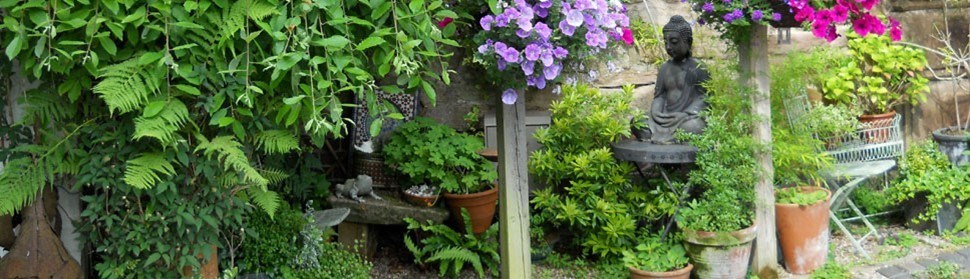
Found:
633,15 -> 710,144
335,174 -> 383,203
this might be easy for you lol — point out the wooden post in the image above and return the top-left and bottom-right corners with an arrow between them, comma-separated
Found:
739,24 -> 779,278
497,94 -> 531,278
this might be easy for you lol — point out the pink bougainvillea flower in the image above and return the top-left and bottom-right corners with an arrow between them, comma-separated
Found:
502,89 -> 518,105
438,17 -> 453,28
621,28 -> 634,45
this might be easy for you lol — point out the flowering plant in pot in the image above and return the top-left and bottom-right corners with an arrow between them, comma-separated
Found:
684,0 -> 784,44
383,117 -> 498,233
784,0 -> 903,42
473,0 -> 633,104
820,33 -> 929,122
622,234 -> 693,279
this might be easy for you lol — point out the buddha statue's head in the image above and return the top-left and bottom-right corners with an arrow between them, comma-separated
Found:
663,16 -> 693,61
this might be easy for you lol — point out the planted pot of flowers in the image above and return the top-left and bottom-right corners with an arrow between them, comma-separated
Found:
889,141 -> 969,235
775,186 -> 831,275
384,117 -> 498,233
678,190 -> 757,279
819,33 -> 929,138
403,185 -> 440,207
622,234 -> 693,279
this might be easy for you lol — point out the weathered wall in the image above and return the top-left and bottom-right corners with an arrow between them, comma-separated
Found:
885,0 -> 970,142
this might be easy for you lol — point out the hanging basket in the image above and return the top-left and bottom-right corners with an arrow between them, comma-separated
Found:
769,0 -> 803,28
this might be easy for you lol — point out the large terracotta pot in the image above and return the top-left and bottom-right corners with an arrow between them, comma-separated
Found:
775,187 -> 831,275
858,111 -> 896,143
443,186 -> 498,234
682,224 -> 756,279
629,263 -> 693,279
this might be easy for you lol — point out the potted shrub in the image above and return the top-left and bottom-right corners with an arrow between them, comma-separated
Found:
622,234 -> 693,279
819,33 -> 930,127
676,62 -> 759,278
384,117 -> 498,233
775,186 -> 831,275
888,141 -> 969,234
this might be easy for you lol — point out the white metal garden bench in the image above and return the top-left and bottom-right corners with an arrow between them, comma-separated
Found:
785,94 -> 905,260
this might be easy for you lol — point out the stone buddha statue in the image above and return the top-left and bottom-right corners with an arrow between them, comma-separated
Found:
633,15 -> 709,144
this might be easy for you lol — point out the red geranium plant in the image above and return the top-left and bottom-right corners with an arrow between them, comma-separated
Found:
787,0 -> 902,42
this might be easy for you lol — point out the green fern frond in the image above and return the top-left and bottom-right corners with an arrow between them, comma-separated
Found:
195,135 -> 268,189
133,99 -> 190,145
93,59 -> 162,114
0,156 -> 45,215
427,247 -> 481,278
123,153 -> 176,189
222,0 -> 278,38
258,168 -> 290,185
247,1 -> 278,21
403,235 -> 425,264
254,130 -> 300,154
21,90 -> 75,126
245,187 -> 280,219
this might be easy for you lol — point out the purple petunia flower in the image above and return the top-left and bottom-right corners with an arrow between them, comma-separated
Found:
499,46 -> 521,63
516,29 -> 531,38
502,88 -> 517,104
521,60 -> 535,75
534,22 -> 552,40
497,59 -> 507,70
535,5 -> 549,18
543,63 -> 561,80
553,46 -> 569,59
752,10 -> 763,21
539,0 -> 552,8
566,10 -> 584,27
495,14 -> 510,27
702,2 -> 714,13
493,41 -> 508,52
772,12 -> 782,22
524,44 -> 542,61
480,16 -> 493,31
540,51 -> 554,67
477,44 -> 489,54
722,0 -> 731,3
559,20 -> 576,36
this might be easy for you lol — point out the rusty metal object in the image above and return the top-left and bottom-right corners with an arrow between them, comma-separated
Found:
0,192 -> 81,278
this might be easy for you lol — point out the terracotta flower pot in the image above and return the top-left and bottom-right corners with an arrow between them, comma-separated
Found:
181,245 -> 219,279
775,187 -> 831,275
443,186 -> 498,234
858,111 -> 896,143
629,263 -> 693,279
682,224 -> 757,279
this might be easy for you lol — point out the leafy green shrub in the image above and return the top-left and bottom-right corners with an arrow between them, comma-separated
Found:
776,187 -> 828,205
919,261 -> 962,279
404,210 -> 500,278
239,203 -> 306,274
530,84 -> 674,259
889,141 -> 970,223
810,262 -> 851,279
678,62 -> 757,232
852,185 -> 892,214
384,117 -> 497,194
283,207 -> 372,279
621,234 -> 689,272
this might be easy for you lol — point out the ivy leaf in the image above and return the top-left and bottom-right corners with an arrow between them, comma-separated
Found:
356,36 -> 385,51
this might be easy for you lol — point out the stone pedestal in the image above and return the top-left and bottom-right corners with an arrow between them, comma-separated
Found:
327,190 -> 449,258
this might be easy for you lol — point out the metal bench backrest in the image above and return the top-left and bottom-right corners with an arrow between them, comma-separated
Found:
783,94 -> 904,165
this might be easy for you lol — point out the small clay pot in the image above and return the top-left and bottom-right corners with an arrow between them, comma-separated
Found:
776,187 -> 831,275
858,111 -> 896,143
443,186 -> 498,234
629,264 -> 693,279
403,191 -> 439,207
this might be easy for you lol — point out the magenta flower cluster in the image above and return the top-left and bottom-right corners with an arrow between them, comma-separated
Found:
476,0 -> 631,104
788,0 -> 901,42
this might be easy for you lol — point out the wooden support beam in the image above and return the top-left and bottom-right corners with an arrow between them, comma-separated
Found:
497,94 -> 531,278
739,24 -> 780,278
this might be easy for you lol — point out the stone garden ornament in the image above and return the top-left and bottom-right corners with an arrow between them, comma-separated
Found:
633,15 -> 710,144
335,174 -> 383,203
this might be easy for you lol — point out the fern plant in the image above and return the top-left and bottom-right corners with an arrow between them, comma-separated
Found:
403,210 -> 500,278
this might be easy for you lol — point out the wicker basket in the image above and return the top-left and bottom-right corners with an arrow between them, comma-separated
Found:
354,153 -> 398,189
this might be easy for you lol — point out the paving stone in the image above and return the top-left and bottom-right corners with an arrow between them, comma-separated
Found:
937,252 -> 970,269
957,247 -> 970,258
916,258 -> 940,268
897,262 -> 927,274
877,266 -> 909,278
